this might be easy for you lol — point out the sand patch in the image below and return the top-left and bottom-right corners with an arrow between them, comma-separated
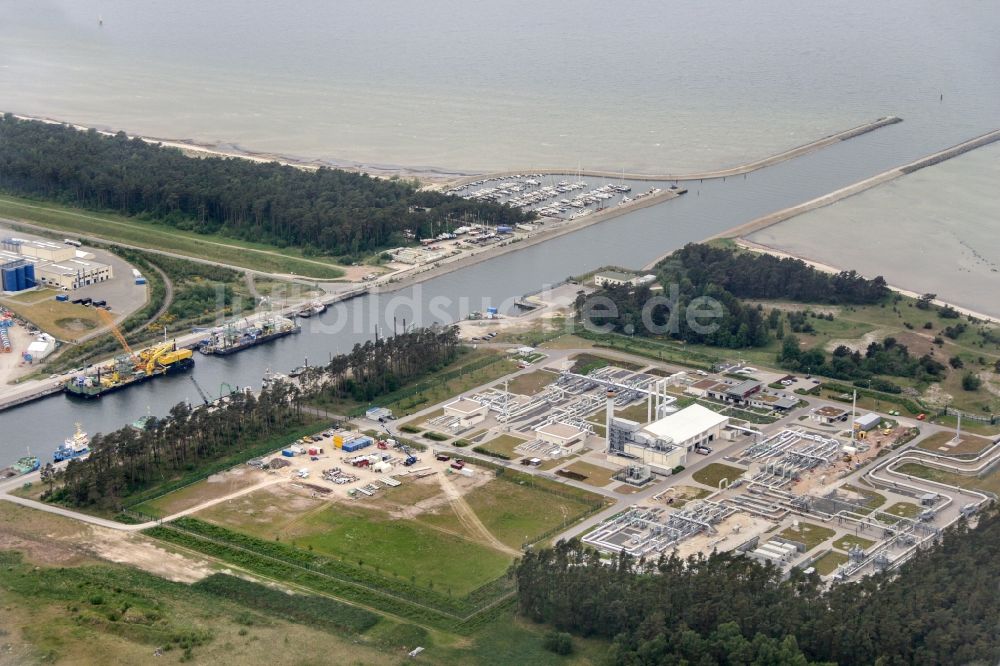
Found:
85,528 -> 213,583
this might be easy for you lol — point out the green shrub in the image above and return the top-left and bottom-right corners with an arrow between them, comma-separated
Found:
542,630 -> 574,655
472,446 -> 511,460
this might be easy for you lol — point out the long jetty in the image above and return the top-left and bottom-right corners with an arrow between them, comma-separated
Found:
451,116 -> 902,186
711,127 -> 1000,241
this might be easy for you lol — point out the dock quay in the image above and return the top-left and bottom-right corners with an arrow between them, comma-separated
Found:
0,284 -> 371,414
0,382 -> 63,411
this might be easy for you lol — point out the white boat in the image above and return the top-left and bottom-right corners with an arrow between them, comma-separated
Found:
54,423 -> 90,462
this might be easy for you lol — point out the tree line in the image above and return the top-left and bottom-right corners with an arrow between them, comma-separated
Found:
46,381 -> 305,508
576,244 -> 888,350
308,325 -> 462,402
778,334 -> 947,385
517,510 -> 1000,665
0,115 -> 529,259
45,327 -> 460,507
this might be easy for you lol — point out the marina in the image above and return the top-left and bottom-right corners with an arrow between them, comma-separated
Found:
446,174 -> 682,221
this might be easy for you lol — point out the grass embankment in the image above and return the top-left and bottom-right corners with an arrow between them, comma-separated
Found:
474,434 -> 527,459
0,194 -> 346,279
504,369 -> 558,396
559,461 -> 617,488
313,349 -> 518,418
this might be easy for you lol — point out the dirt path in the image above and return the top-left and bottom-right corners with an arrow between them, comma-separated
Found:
161,477 -> 286,522
437,474 -> 520,557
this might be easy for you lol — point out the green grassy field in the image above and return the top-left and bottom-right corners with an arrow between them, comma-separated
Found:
916,431 -> 995,456
779,522 -> 836,552
812,550 -> 849,576
0,497 -> 608,664
462,478 -> 597,549
895,462 -> 1000,497
692,463 -> 746,489
560,461 -> 618,488
291,507 -> 512,596
477,434 -> 528,458
0,194 -> 346,279
831,534 -> 876,551
883,501 -> 922,519
504,369 -> 558,396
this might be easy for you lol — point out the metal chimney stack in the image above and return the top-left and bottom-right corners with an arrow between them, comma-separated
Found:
606,389 -> 616,447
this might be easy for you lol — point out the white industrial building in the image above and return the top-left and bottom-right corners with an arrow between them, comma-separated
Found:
608,402 -> 730,475
534,421 -> 588,454
641,404 -> 729,452
593,270 -> 637,288
0,238 -> 112,290
443,398 -> 489,428
36,258 -> 113,290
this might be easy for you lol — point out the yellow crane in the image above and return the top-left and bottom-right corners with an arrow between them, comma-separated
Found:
97,307 -> 138,364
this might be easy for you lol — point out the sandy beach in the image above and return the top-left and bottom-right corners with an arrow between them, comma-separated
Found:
742,140 -> 1000,321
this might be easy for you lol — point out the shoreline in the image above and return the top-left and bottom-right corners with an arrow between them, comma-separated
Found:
735,239 -> 1000,325
6,111 -> 900,187
5,112 -> 473,184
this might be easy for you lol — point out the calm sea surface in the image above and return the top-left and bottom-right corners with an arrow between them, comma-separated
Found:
0,0 -> 997,460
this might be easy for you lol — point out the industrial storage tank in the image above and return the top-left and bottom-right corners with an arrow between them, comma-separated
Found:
23,264 -> 35,288
1,267 -> 16,291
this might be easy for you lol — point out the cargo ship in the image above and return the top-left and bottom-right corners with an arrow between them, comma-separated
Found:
1,455 -> 40,479
198,315 -> 299,356
64,342 -> 194,399
53,424 -> 90,462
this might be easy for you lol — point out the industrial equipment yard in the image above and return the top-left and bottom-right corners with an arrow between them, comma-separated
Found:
4,337 -> 997,602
